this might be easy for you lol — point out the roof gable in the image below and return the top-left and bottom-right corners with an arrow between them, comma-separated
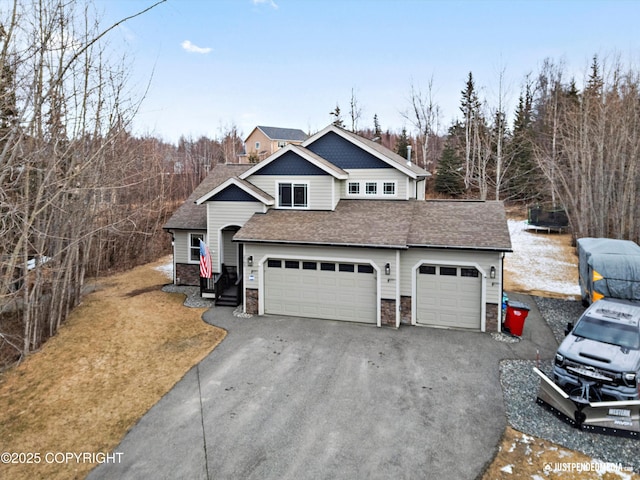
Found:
239,144 -> 347,180
305,131 -> 390,169
195,177 -> 274,205
253,150 -> 331,176
205,184 -> 261,202
303,125 -> 429,178
163,164 -> 252,230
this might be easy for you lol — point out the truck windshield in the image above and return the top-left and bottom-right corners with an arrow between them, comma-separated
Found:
573,316 -> 640,349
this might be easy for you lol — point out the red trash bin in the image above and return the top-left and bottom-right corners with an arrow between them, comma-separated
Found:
503,300 -> 531,336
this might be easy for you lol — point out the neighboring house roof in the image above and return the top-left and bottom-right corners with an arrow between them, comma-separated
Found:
248,126 -> 309,142
163,164 -> 252,230
234,200 -> 512,252
302,125 -> 430,179
239,144 -> 348,180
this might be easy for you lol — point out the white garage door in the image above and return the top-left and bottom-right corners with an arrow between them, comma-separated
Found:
416,264 -> 482,330
264,259 -> 377,323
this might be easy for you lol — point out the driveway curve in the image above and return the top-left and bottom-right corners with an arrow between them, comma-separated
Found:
89,293 -> 556,480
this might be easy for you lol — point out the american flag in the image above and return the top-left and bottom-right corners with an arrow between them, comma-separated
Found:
199,239 -> 212,278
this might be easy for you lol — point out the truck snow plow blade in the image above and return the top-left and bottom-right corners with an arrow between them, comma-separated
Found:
534,368 -> 640,439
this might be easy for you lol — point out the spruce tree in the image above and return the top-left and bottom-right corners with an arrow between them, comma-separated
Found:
330,104 -> 344,127
373,114 -> 382,138
395,127 -> 410,158
435,142 -> 464,196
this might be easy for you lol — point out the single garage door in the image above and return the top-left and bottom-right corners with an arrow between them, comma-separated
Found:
264,259 -> 377,323
416,264 -> 482,329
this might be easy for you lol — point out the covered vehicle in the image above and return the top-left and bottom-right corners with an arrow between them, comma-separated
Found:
577,238 -> 640,305
554,298 -> 640,402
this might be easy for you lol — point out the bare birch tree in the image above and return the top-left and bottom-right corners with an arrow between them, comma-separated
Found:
532,55 -> 640,243
0,0 -> 165,365
403,78 -> 440,170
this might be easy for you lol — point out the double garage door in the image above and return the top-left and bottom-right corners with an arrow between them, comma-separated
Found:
416,264 -> 482,330
264,259 -> 377,324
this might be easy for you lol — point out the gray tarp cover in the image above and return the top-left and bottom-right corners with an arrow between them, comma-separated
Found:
577,238 -> 640,301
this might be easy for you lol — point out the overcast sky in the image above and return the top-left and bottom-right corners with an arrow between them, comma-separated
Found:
98,0 -> 640,143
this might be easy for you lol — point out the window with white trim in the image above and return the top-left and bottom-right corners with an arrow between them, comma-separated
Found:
278,182 -> 308,208
383,182 -> 396,196
348,182 -> 360,195
189,233 -> 204,262
365,182 -> 377,195
255,141 -> 260,150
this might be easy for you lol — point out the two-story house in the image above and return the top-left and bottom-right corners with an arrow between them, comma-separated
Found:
239,126 -> 308,163
164,125 -> 512,332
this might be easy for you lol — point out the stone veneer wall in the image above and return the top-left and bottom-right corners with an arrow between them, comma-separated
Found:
175,263 -> 200,286
400,296 -> 412,325
246,289 -> 259,315
485,303 -> 499,333
380,299 -> 396,327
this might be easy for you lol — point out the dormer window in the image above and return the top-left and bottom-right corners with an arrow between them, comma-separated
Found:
278,182 -> 308,208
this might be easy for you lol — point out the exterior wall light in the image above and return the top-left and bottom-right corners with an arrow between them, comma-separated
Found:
490,265 -> 496,279
385,263 -> 391,275
247,256 -> 253,267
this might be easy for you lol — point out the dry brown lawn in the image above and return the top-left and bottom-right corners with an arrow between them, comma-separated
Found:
484,426 -> 638,479
0,256 -> 225,480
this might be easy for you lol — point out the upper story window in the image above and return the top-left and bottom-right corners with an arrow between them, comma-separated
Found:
278,182 -> 308,208
255,141 -> 260,150
383,182 -> 396,196
189,233 -> 204,262
278,141 -> 287,148
365,182 -> 377,195
347,180 -> 397,197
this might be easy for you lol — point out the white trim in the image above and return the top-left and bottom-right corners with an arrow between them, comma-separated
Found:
411,259 -> 487,332
257,253 -> 381,327
188,232 -> 205,264
346,180 -> 397,198
275,180 -> 310,209
382,181 -> 397,196
395,250 -> 401,328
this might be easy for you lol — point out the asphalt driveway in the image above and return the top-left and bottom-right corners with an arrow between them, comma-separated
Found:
89,293 -> 557,480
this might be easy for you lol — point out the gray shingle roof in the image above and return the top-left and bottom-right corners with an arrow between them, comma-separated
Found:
257,126 -> 308,142
163,164 -> 252,230
408,200 -> 512,250
235,200 -> 512,251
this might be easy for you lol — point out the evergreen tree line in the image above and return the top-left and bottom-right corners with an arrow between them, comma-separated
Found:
433,57 -> 640,244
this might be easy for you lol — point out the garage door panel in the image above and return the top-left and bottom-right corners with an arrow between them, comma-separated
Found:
416,264 -> 481,330
265,259 -> 376,324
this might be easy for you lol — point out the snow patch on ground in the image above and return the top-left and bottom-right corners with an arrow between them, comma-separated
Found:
500,464 -> 513,474
506,219 -> 581,298
154,261 -> 173,280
